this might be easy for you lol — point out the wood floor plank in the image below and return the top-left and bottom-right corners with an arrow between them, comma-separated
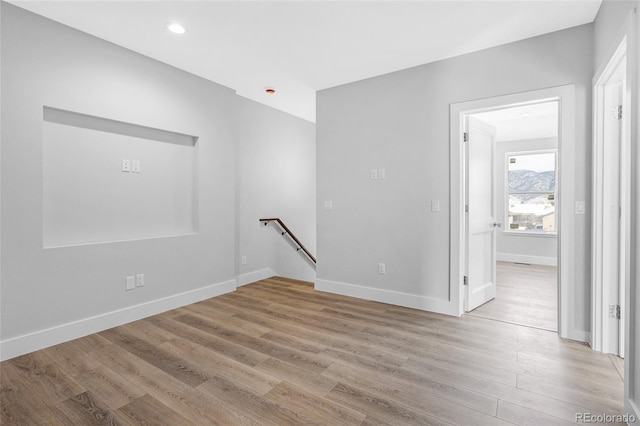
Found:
174,313 -> 331,374
516,372 -> 623,414
160,335 -> 282,396
5,353 -> 86,405
610,354 -> 624,380
468,262 -> 558,331
91,343 -> 256,425
53,391 -> 121,425
99,328 -> 208,388
325,382 -> 456,426
255,357 -> 338,397
496,400 -> 578,426
116,394 -> 197,426
264,381 -> 366,425
322,361 -> 499,417
401,355 -> 599,424
0,276 -> 626,425
1,374 -> 72,425
196,375 -> 313,426
70,365 -> 147,411
146,314 -> 270,368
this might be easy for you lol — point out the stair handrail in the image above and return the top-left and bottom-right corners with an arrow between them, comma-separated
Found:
259,218 -> 316,264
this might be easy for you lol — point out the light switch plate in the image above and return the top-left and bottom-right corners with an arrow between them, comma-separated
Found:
132,160 -> 140,173
323,201 -> 333,211
135,273 -> 144,287
370,169 -> 378,180
378,168 -> 385,179
125,276 -> 135,290
575,201 -> 585,214
431,200 -> 440,212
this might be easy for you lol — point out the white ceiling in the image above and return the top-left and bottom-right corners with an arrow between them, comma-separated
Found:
473,101 -> 559,141
8,1 -> 602,122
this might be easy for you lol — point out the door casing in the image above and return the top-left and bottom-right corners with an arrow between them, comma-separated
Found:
592,37 -> 629,356
450,85 -> 577,340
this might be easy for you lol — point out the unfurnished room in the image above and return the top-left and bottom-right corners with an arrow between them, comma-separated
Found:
1,1 -> 640,424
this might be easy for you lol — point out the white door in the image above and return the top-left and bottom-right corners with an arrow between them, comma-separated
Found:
603,79 -> 624,356
465,116 -> 498,311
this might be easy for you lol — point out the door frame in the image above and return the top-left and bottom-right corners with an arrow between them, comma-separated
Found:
591,37 -> 629,355
450,85 -> 577,340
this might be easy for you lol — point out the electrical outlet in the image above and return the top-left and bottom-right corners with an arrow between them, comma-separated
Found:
378,263 -> 386,274
431,200 -> 440,212
132,160 -> 140,173
323,201 -> 333,211
378,168 -> 385,179
121,159 -> 131,172
370,169 -> 378,180
125,276 -> 135,290
136,273 -> 144,287
241,256 -> 247,265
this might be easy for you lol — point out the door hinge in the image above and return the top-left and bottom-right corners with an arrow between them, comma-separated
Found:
463,132 -> 468,142
463,276 -> 468,286
609,304 -> 621,319
612,105 -> 622,120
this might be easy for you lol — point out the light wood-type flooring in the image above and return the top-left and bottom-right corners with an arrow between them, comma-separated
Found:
468,261 -> 558,331
1,277 -> 625,425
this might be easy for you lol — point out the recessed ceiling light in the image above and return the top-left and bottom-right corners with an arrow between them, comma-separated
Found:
265,88 -> 276,94
167,23 -> 186,34
520,112 -> 533,117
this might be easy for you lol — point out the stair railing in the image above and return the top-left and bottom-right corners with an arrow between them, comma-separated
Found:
259,218 -> 316,264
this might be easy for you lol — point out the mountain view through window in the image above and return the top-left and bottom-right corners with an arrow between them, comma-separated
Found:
507,151 -> 557,233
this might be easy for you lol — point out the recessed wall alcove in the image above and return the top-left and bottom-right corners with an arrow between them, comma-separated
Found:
43,107 -> 199,248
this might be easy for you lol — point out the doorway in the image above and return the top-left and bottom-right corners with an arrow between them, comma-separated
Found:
463,101 -> 559,331
450,85 -> 578,340
592,38 -> 629,357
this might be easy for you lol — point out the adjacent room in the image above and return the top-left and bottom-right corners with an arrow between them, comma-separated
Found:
1,0 -> 639,424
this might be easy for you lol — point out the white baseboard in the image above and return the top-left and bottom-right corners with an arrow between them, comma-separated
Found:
237,267 -> 276,286
497,253 -> 557,266
314,279 -> 458,316
563,329 -> 590,343
0,279 -> 236,361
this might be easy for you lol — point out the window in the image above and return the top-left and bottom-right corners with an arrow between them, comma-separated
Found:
506,150 -> 557,234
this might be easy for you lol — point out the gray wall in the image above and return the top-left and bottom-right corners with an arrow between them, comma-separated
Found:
0,3 -> 316,356
594,0 -> 640,71
317,24 -> 593,333
496,138 -> 558,264
0,3 -> 237,342
42,114 -> 198,248
235,97 -> 316,283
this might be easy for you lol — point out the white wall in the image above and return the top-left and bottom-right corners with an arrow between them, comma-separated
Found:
235,97 -> 316,284
0,3 -> 239,358
496,138 -> 558,266
317,24 -> 593,334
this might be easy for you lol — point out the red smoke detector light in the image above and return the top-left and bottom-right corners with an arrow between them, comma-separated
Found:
265,88 -> 276,94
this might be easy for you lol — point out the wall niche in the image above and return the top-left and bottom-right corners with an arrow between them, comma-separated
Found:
43,107 -> 199,248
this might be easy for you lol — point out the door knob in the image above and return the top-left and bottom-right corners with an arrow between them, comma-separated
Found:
493,222 -> 502,228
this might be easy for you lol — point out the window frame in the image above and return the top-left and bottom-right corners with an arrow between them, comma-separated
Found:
504,149 -> 558,237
